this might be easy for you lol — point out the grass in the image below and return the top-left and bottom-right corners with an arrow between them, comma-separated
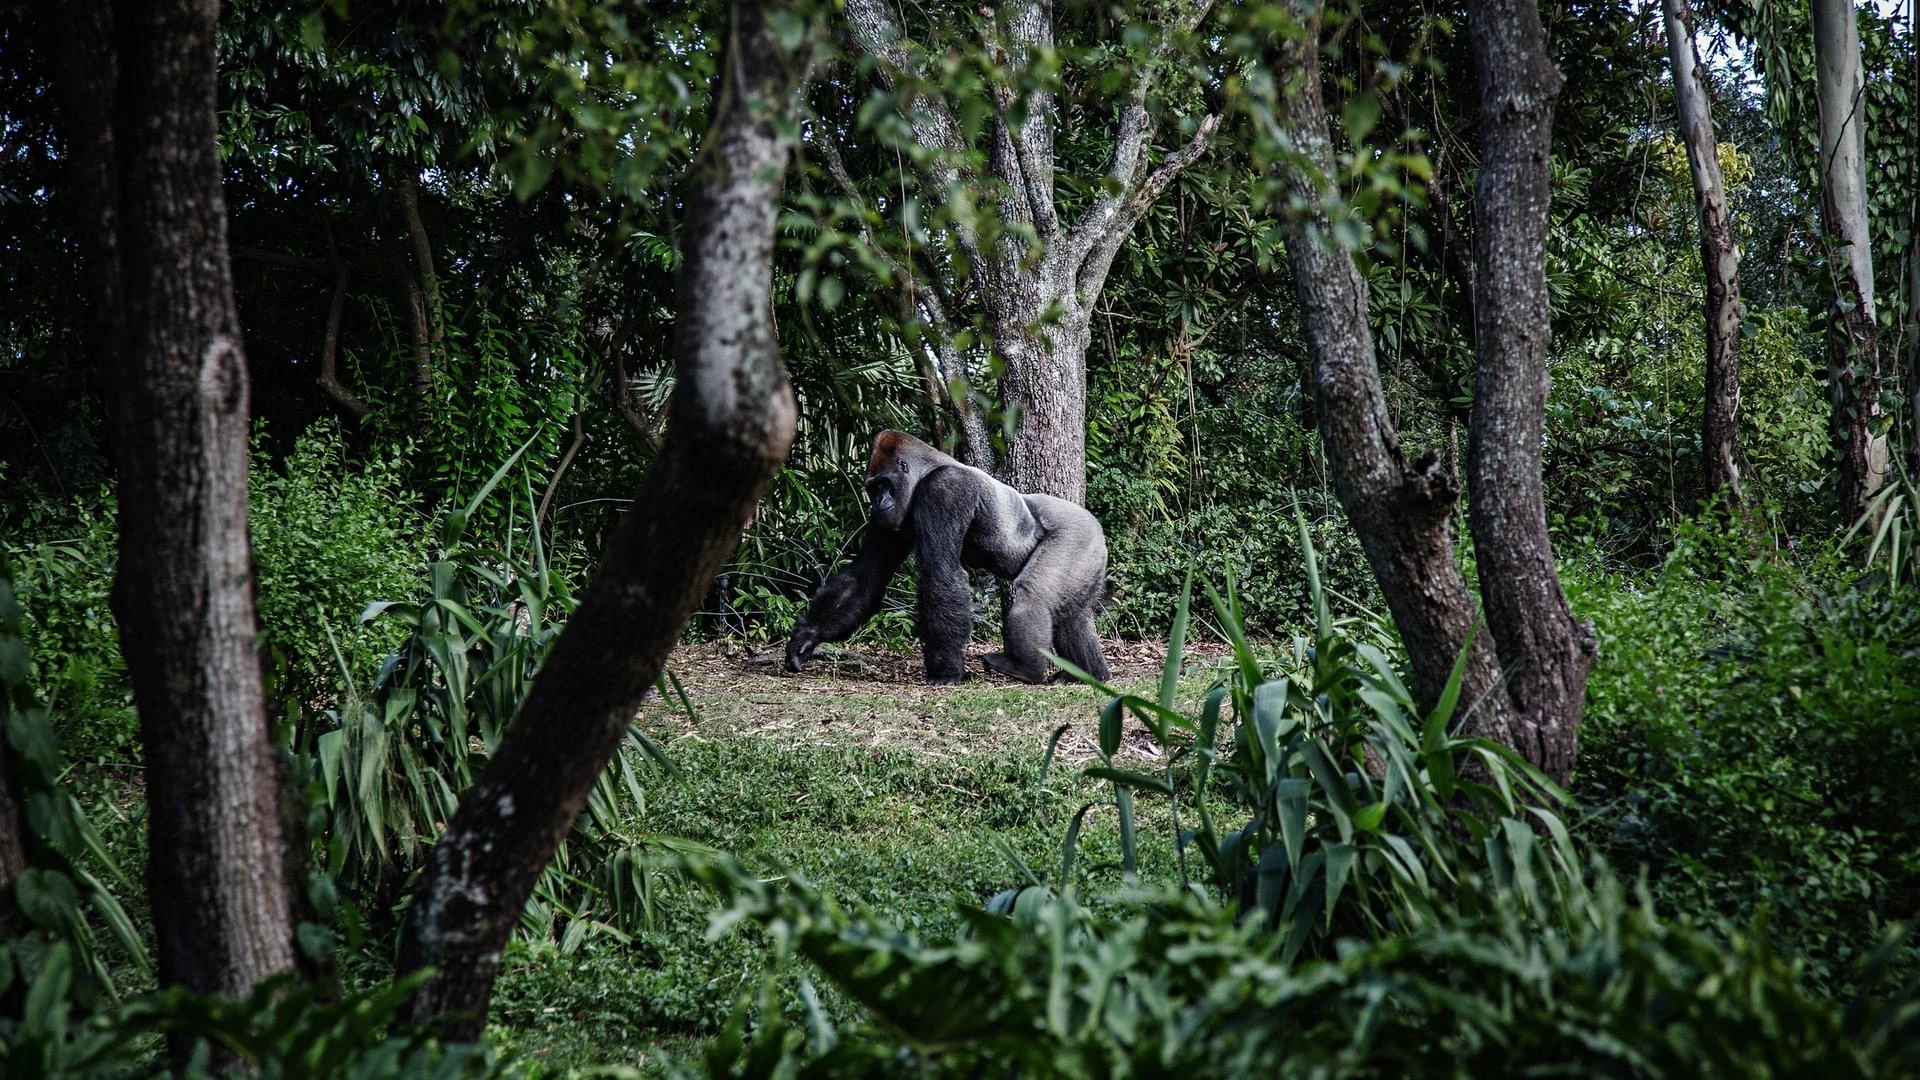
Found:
486,639 -> 1222,1072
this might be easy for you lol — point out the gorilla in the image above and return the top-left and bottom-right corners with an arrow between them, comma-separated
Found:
785,431 -> 1111,685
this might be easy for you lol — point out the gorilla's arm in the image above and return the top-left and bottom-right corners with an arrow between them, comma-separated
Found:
910,468 -> 979,684
785,523 -> 911,672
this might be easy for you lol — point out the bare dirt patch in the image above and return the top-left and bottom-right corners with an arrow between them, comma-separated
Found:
639,638 -> 1233,764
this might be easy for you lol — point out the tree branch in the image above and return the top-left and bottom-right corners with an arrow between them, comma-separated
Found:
315,249 -> 370,419
603,321 -> 659,443
397,174 -> 445,335
1075,112 -> 1221,297
1065,0 -> 1218,281
843,0 -> 984,265
535,408 -> 586,537
1101,0 -> 1215,194
993,0 -> 1057,238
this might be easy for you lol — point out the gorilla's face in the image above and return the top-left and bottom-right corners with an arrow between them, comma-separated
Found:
865,431 -> 933,531
866,467 -> 911,531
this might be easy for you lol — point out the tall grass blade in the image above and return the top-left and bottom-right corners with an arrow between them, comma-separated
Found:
1159,569 -> 1193,711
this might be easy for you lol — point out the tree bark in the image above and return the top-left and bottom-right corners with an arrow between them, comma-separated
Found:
1662,0 -> 1743,505
1270,1 -> 1505,721
1811,0 -> 1885,523
48,0 -> 297,1016
843,0 -> 1218,503
1907,0 -> 1919,482
1465,0 -> 1596,783
395,249 -> 437,428
398,0 -> 809,1038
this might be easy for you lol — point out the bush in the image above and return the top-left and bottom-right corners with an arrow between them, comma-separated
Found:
6,499 -> 132,763
1573,515 -> 1920,996
250,421 -> 429,710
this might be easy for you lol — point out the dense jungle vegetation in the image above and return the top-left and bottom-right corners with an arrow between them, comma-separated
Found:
2,0 -> 1918,1074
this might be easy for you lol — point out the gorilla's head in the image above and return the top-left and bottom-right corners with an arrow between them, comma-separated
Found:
866,430 -> 940,531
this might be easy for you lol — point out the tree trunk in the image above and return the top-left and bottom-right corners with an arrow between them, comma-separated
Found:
398,0 -> 809,1038
998,304 -> 1093,503
1662,0 -> 1743,506
1811,0 -> 1885,523
1269,0 -> 1505,720
843,0 -> 1218,502
1908,0 -> 1919,482
49,0 -> 297,1015
1910,237 -> 1919,480
1465,0 -> 1597,784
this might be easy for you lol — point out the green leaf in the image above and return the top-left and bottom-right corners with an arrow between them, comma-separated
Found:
23,941 -> 72,1038
1084,767 -> 1174,795
1293,500 -> 1329,634
1276,777 -> 1309,870
1324,842 -> 1357,928
1342,90 -> 1380,143
16,867 -> 81,932
1159,568 -> 1193,710
1097,697 -> 1123,761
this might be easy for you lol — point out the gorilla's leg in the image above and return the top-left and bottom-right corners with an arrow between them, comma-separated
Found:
786,524 -> 911,672
911,505 -> 973,685
984,581 -> 1052,683
1051,607 -> 1110,681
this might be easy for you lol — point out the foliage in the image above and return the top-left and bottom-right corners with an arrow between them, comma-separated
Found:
1059,513 -> 1580,959
250,422 -> 430,710
1574,514 -> 1920,997
678,854 -> 1920,1078
309,438 -> 669,952
0,552 -> 151,1033
662,531 -> 1920,1076
4,502 -> 132,764
2,962 -> 555,1078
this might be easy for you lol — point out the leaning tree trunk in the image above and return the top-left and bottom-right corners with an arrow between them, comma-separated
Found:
1662,0 -> 1744,506
1812,0 -> 1885,523
398,0 -> 809,1038
46,0 -> 299,1018
1269,0 -> 1505,720
1465,0 -> 1597,784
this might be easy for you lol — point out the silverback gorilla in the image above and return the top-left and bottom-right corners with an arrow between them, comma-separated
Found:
785,431 -> 1112,684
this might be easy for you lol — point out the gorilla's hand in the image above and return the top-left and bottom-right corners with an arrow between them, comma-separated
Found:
785,626 -> 819,672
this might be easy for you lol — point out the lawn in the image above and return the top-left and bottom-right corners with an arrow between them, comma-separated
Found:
487,638 -> 1226,1071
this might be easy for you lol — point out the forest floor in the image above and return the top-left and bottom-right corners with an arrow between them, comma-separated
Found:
488,636 -> 1227,1072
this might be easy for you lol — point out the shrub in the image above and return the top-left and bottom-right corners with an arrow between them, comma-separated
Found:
6,499 -> 132,763
308,441 -> 668,951
1573,514 -> 1920,996
250,421 -> 428,710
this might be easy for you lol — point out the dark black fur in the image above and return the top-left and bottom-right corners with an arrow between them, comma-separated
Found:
786,431 -> 1110,684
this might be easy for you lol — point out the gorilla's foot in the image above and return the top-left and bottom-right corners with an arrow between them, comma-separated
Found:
926,670 -> 967,686
982,651 -> 1048,684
